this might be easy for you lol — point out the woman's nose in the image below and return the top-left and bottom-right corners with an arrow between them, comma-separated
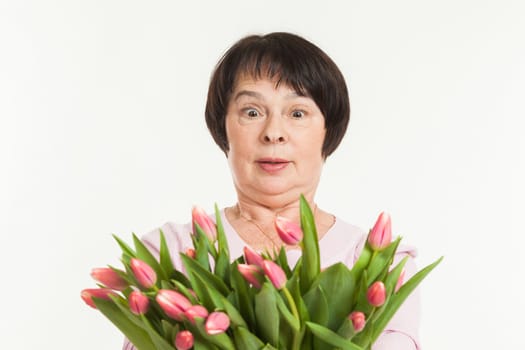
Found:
261,115 -> 288,144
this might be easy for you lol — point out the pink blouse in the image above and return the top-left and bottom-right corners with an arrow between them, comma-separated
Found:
123,210 -> 421,350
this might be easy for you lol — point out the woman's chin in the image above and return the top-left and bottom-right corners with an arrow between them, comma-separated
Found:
249,181 -> 303,200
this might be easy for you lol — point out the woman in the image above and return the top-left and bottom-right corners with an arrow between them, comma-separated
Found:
124,32 -> 420,350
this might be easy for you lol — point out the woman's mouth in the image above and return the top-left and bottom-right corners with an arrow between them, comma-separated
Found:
256,158 -> 290,173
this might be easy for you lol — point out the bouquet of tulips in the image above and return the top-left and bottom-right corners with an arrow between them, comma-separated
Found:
81,195 -> 442,350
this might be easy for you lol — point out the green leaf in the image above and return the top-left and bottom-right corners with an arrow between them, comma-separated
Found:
299,194 -> 320,293
351,238 -> 372,281
306,322 -> 365,350
369,256 -> 444,344
383,256 -> 408,296
139,314 -> 175,350
112,234 -> 136,258
158,229 -> 175,278
171,279 -> 199,304
180,254 -> 229,296
191,272 -> 247,329
133,233 -> 168,281
275,246 -> 292,277
215,203 -> 230,284
214,247 -> 230,286
275,290 -> 300,332
308,263 -> 355,330
215,203 -> 230,259
171,269 -> 192,287
352,270 -> 373,315
193,225 -> 212,270
303,285 -> 328,326
193,337 -> 216,350
230,261 -> 256,329
365,237 -> 401,284
233,326 -> 265,350
337,317 -> 357,340
93,297 -> 157,350
161,320 -> 176,344
288,272 -> 309,324
255,282 -> 280,346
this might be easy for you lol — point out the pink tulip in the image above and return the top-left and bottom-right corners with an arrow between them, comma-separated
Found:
243,246 -> 264,268
129,290 -> 149,315
205,311 -> 230,335
130,258 -> 157,289
81,288 -> 116,309
192,206 -> 217,241
184,304 -> 209,324
367,281 -> 386,307
395,269 -> 405,293
368,212 -> 392,251
185,248 -> 196,259
275,216 -> 303,245
262,260 -> 287,290
349,311 -> 366,332
175,330 -> 194,350
237,264 -> 264,288
90,267 -> 128,291
156,289 -> 192,321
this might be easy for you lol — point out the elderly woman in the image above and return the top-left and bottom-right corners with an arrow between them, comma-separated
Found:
124,32 -> 420,350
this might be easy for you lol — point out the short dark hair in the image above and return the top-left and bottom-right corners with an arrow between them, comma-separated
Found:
205,32 -> 350,158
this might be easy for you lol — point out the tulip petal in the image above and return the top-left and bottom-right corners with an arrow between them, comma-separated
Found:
275,216 -> 303,245
175,330 -> 194,350
130,258 -> 157,289
205,311 -> 230,335
262,260 -> 287,290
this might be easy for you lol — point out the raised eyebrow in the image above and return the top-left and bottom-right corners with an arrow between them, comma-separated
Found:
233,90 -> 265,102
233,90 -> 304,102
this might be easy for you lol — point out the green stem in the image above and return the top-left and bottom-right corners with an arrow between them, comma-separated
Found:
369,250 -> 378,268
282,287 -> 301,350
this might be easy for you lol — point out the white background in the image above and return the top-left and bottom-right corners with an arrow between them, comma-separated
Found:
1,1 -> 524,349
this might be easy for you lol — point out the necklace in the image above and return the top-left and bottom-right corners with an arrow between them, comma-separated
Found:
235,203 -> 318,251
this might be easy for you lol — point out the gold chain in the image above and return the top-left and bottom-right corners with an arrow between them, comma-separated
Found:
236,203 -> 318,251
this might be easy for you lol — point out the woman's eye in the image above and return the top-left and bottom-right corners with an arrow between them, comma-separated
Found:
291,110 -> 305,118
245,108 -> 259,118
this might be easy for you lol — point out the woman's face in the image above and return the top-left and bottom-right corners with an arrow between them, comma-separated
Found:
225,76 -> 326,206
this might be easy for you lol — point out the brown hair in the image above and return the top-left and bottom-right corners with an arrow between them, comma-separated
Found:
205,32 -> 350,158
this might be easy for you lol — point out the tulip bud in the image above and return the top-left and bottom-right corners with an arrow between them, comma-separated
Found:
367,281 -> 386,307
205,311 -> 230,335
175,330 -> 194,350
130,258 -> 157,289
368,212 -> 392,251
237,264 -> 264,288
243,246 -> 264,268
275,216 -> 303,245
185,248 -> 196,259
156,289 -> 192,321
192,206 -> 217,241
81,288 -> 116,309
262,260 -> 287,290
129,290 -> 149,315
184,304 -> 209,324
395,269 -> 405,293
349,311 -> 366,332
90,267 -> 128,291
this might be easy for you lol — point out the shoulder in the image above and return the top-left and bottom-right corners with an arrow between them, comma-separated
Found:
318,216 -> 366,267
319,216 -> 418,267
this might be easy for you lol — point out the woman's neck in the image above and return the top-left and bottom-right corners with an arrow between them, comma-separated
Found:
225,193 -> 333,252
